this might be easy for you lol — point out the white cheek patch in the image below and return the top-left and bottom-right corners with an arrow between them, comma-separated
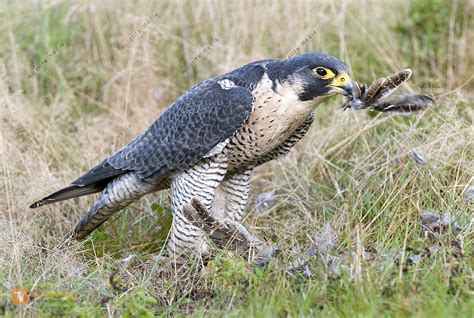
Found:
217,79 -> 237,90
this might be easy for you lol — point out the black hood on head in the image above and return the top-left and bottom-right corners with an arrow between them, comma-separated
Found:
266,52 -> 349,101
267,52 -> 348,82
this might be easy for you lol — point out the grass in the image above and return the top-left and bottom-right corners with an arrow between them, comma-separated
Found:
1,0 -> 473,316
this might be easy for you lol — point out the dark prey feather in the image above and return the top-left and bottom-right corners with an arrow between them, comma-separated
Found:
342,69 -> 435,114
371,94 -> 435,113
365,69 -> 412,105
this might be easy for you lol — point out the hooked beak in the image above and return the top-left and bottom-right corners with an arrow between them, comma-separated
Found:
328,73 -> 355,97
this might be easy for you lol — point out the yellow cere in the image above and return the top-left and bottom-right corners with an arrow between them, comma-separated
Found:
331,73 -> 350,87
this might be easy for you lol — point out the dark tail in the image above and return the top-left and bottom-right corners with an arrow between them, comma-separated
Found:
29,183 -> 107,208
30,160 -> 127,209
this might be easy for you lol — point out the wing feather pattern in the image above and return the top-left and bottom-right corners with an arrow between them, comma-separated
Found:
107,80 -> 254,179
30,65 -> 263,209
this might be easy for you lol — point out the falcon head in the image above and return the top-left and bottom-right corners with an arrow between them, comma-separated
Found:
277,52 -> 355,102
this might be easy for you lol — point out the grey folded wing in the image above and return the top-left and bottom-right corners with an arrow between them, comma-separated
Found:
104,80 -> 254,180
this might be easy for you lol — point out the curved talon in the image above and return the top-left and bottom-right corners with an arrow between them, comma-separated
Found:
225,219 -> 263,246
182,196 -> 275,261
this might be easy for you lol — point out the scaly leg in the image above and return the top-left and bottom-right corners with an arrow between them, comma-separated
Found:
183,198 -> 278,265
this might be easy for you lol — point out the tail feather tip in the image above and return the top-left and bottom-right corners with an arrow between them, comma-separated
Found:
29,199 -> 48,209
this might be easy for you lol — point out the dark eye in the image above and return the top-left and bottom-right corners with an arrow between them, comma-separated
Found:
315,67 -> 327,76
312,67 -> 335,79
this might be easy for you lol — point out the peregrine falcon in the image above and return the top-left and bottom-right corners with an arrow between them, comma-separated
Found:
30,52 -> 356,256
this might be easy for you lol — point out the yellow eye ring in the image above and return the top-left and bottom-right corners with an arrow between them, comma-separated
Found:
312,67 -> 335,79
